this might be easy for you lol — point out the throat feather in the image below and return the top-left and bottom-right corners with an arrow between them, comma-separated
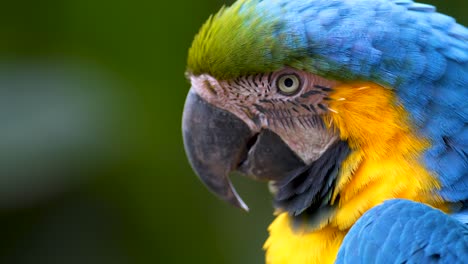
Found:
273,140 -> 351,227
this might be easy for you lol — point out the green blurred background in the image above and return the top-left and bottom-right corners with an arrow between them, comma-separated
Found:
0,0 -> 466,263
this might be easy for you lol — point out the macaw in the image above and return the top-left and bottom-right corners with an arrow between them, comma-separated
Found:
182,0 -> 468,263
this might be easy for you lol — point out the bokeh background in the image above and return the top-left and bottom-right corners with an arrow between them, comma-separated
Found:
0,0 -> 466,263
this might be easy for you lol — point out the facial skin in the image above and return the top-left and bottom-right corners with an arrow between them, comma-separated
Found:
189,67 -> 339,165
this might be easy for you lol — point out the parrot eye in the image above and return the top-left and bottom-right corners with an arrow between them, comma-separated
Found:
277,74 -> 301,95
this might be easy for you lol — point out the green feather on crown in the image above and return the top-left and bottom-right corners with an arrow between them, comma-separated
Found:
187,0 -> 308,80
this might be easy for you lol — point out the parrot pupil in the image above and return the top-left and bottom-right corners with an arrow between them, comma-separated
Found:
284,78 -> 293,87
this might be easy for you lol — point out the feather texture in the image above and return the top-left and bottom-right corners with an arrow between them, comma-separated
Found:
336,199 -> 468,263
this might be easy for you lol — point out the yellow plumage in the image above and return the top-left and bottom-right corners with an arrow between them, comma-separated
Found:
265,213 -> 344,264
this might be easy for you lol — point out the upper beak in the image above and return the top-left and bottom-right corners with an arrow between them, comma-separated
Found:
182,89 -> 253,211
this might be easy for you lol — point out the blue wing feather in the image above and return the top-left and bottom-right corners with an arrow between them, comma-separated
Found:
336,199 -> 468,263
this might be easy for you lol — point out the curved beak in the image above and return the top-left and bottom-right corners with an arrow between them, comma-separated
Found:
182,88 -> 306,211
182,89 -> 253,211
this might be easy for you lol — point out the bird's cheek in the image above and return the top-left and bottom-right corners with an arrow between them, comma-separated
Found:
270,122 -> 339,164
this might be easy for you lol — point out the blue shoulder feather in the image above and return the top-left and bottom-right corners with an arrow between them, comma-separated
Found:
336,199 -> 468,263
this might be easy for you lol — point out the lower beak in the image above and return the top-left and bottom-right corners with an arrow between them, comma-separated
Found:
182,89 -> 305,211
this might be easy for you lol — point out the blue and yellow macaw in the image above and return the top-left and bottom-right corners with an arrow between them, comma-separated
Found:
182,0 -> 468,263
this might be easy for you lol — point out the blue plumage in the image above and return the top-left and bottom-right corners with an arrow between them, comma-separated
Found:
336,199 -> 468,263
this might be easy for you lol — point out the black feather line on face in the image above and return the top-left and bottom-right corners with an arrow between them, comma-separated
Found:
273,140 -> 351,218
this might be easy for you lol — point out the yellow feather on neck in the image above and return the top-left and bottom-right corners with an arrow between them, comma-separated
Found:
264,82 -> 448,264
265,214 -> 345,264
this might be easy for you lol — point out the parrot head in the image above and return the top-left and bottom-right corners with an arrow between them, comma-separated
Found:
182,0 -> 461,224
